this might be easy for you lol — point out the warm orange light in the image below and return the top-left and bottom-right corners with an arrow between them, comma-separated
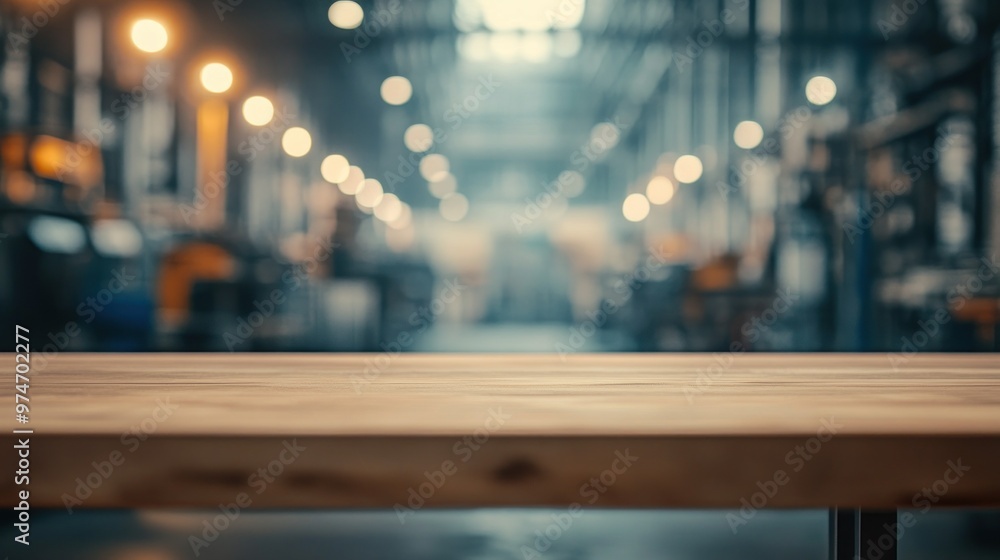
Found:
200,62 -> 233,94
131,19 -> 168,53
29,135 -> 102,188
242,96 -> 274,126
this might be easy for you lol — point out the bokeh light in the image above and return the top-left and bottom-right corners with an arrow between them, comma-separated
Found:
805,76 -> 837,106
404,124 -> 434,152
420,154 -> 450,182
622,193 -> 650,222
338,166 -> 365,195
130,19 -> 168,53
646,177 -> 676,205
733,120 -> 764,149
673,155 -> 704,184
356,178 -> 384,208
328,1 -> 364,29
281,127 -> 312,157
381,76 -> 413,106
374,193 -> 403,222
321,154 -> 351,184
388,203 -> 412,230
242,96 -> 274,126
200,62 -> 233,94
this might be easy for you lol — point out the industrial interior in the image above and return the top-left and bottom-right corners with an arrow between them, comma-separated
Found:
1,0 -> 998,355
1,0 -> 999,558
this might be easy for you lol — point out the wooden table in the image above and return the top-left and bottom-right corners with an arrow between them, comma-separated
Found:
4,353 -> 1000,559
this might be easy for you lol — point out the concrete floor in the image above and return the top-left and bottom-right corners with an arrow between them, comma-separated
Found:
5,509 -> 998,559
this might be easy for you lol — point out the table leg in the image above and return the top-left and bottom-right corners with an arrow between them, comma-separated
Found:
830,508 -> 898,560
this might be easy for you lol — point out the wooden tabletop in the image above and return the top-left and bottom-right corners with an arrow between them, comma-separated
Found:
4,353 -> 1000,509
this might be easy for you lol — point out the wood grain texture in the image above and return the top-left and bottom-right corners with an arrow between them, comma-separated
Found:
3,353 -> 1000,509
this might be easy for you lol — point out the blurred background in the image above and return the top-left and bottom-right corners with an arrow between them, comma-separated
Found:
1,0 -> 999,355
3,1 -> 1000,558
